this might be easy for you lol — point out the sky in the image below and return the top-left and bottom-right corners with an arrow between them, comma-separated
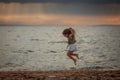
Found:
0,0 -> 120,26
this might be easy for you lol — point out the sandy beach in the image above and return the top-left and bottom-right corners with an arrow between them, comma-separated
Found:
0,69 -> 120,80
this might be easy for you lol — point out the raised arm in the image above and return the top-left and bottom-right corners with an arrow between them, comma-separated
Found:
69,28 -> 75,35
69,28 -> 76,40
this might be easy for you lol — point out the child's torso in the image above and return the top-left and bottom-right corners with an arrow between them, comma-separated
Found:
68,35 -> 76,45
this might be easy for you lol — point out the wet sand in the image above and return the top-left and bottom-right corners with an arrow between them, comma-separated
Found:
0,69 -> 120,80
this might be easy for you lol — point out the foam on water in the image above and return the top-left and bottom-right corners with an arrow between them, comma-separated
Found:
0,26 -> 120,71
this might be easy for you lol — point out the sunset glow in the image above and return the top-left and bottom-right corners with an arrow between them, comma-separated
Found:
0,1 -> 120,26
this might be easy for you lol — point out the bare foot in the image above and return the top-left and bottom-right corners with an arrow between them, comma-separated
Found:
73,59 -> 77,65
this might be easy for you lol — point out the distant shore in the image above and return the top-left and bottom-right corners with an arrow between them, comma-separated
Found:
0,25 -> 120,27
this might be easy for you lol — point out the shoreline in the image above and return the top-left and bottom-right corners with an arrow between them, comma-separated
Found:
0,69 -> 120,80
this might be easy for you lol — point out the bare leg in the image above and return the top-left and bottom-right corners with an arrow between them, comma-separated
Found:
71,53 -> 79,59
67,51 -> 77,65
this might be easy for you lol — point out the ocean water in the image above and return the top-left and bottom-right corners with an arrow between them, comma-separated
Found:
0,26 -> 120,71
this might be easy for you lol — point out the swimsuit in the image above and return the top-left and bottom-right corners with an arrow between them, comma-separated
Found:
68,36 -> 77,52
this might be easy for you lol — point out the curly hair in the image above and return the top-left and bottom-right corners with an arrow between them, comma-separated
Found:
62,28 -> 71,35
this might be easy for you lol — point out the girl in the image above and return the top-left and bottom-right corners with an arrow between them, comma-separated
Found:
63,28 -> 79,65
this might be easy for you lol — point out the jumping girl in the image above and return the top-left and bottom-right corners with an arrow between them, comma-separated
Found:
63,28 -> 79,65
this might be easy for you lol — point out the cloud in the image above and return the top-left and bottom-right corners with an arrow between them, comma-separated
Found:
0,3 -> 120,15
0,0 -> 120,4
0,2 -> 120,25
41,3 -> 120,15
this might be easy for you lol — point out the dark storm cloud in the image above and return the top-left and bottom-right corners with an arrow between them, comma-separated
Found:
0,0 -> 120,4
0,2 -> 120,15
42,4 -> 120,15
0,0 -> 120,15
